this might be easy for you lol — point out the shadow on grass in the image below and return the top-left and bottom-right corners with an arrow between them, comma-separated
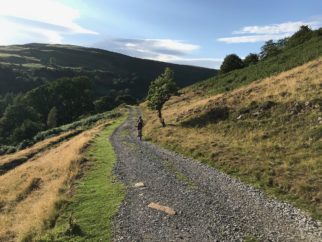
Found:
181,106 -> 229,128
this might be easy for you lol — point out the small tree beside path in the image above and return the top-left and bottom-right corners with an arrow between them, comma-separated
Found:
147,68 -> 178,127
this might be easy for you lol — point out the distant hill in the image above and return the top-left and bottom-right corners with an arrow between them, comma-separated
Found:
0,43 -> 216,146
0,43 -> 217,98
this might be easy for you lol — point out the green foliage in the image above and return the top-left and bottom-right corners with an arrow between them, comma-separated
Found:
220,54 -> 244,73
0,145 -> 16,155
115,94 -> 137,106
260,40 -> 281,59
0,76 -> 96,145
243,53 -> 259,66
192,28 -> 322,96
47,107 -> 58,128
0,109 -> 121,155
94,96 -> 114,113
34,110 -> 121,144
0,103 -> 44,144
0,93 -> 15,116
286,25 -> 313,48
11,119 -> 44,143
49,57 -> 57,66
147,67 -> 178,111
0,66 -> 21,94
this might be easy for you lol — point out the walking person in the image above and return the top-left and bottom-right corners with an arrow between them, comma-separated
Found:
137,116 -> 144,140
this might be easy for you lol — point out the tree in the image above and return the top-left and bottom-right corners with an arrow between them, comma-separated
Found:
94,96 -> 114,113
0,103 -> 43,144
243,53 -> 259,67
259,40 -> 280,60
25,76 -> 94,125
220,54 -> 244,74
49,57 -> 57,66
11,119 -> 43,143
115,94 -> 136,106
286,25 -> 313,48
47,107 -> 58,128
147,68 -> 178,127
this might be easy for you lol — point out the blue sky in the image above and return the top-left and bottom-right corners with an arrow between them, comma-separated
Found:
0,0 -> 321,68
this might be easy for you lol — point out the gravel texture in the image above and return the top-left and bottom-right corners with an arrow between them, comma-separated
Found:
111,107 -> 322,242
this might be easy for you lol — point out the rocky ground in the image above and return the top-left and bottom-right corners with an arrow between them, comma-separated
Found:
111,107 -> 322,242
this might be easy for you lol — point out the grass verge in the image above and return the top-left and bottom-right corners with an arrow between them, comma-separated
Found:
39,117 -> 125,242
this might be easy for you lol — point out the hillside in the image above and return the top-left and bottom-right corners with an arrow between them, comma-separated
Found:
0,43 -> 217,98
0,44 -> 216,147
141,57 -> 322,219
0,109 -> 125,241
192,27 -> 322,96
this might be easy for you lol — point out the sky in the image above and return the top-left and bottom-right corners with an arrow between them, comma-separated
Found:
0,0 -> 321,69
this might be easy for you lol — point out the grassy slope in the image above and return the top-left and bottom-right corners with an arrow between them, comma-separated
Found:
141,57 -> 322,219
39,116 -> 126,242
0,124 -> 104,242
190,33 -> 322,96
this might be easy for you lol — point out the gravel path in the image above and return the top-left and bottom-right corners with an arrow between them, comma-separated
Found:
111,107 -> 322,242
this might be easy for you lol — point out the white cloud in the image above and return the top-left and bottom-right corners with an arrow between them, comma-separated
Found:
119,39 -> 200,54
233,21 -> 319,35
146,39 -> 200,52
95,38 -> 218,68
150,55 -> 222,69
0,0 -> 97,45
218,34 -> 290,43
96,38 -> 201,58
218,19 -> 322,44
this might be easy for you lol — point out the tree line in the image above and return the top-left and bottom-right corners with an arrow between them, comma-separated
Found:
220,26 -> 320,74
0,76 -> 136,145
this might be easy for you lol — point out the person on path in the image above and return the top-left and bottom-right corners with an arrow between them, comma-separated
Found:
137,116 -> 144,140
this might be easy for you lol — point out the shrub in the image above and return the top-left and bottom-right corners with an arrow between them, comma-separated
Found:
244,53 -> 259,66
220,54 -> 244,73
17,139 -> 33,150
47,107 -> 58,128
0,145 -> 16,155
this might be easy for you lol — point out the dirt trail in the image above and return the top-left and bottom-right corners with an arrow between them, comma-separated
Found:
112,107 -> 322,242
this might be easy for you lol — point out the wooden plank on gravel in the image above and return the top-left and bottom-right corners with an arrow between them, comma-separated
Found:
148,202 -> 176,215
134,182 -> 145,188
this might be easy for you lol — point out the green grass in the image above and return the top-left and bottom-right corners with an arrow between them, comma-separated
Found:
190,34 -> 322,96
39,117 -> 126,242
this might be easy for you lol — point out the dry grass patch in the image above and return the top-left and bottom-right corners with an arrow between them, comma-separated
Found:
0,122 -> 110,241
0,131 -> 75,167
